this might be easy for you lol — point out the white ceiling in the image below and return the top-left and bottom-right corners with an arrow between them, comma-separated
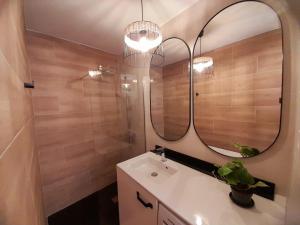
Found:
24,0 -> 199,55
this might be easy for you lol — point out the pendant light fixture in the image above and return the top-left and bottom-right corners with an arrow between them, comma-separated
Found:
193,30 -> 214,75
123,0 -> 163,67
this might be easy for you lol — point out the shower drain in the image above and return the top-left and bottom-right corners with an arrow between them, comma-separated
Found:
151,172 -> 158,177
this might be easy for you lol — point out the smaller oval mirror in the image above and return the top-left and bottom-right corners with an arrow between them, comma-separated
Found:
193,1 -> 283,157
150,38 -> 191,141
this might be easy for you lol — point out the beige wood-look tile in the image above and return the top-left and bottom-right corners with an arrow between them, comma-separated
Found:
254,88 -> 281,106
254,70 -> 282,89
258,52 -> 283,72
27,31 -> 127,215
38,144 -> 68,186
63,141 -> 95,176
34,113 -> 93,149
32,96 -> 59,113
232,73 -> 254,91
0,123 -> 43,225
231,90 -> 254,106
0,1 -> 28,81
0,54 -> 33,154
42,179 -> 70,216
256,105 -> 281,123
232,55 -> 257,76
26,32 -> 55,62
65,171 -> 93,207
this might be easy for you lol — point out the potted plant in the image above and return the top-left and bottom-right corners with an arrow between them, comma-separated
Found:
216,160 -> 268,208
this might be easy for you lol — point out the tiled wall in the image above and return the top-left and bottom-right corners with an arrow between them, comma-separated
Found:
194,29 -> 282,152
0,1 -> 45,225
26,32 -> 136,216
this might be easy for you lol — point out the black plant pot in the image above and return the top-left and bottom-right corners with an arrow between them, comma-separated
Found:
230,185 -> 255,208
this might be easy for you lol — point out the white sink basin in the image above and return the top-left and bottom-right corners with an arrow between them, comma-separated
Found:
128,154 -> 177,183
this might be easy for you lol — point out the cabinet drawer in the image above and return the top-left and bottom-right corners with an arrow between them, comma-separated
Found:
117,168 -> 158,225
158,204 -> 187,225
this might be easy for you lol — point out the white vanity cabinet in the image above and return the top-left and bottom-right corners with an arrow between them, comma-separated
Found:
117,168 -> 158,225
158,204 -> 187,225
118,167 -> 188,225
117,152 -> 285,225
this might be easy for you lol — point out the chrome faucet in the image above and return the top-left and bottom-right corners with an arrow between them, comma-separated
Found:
161,150 -> 167,163
156,147 -> 167,162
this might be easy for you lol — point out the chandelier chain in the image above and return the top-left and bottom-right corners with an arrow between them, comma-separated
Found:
141,0 -> 144,21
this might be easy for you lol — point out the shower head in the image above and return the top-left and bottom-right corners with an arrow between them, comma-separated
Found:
88,65 -> 116,78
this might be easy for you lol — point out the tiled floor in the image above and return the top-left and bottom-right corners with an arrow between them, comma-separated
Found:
48,183 -> 119,225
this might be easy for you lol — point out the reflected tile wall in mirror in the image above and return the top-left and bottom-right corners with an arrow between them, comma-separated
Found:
150,38 -> 190,141
193,1 -> 283,158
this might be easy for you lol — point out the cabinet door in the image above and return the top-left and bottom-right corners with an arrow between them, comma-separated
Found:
158,204 -> 187,225
117,168 -> 158,225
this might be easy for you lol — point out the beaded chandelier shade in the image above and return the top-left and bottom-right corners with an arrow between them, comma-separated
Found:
123,0 -> 163,67
193,30 -> 214,76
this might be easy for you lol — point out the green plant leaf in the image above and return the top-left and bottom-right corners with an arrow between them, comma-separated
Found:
218,167 -> 232,176
234,143 -> 260,157
232,160 -> 243,168
225,175 -> 239,185
237,168 -> 255,185
249,181 -> 269,188
233,143 -> 242,150
216,159 -> 260,188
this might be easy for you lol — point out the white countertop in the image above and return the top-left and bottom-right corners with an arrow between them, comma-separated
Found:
117,152 -> 286,225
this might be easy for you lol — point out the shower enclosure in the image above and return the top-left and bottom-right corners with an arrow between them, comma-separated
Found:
27,31 -> 146,216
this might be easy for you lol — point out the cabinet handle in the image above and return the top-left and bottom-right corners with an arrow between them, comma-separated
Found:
136,192 -> 153,209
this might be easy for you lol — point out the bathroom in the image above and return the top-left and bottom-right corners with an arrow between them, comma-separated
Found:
0,0 -> 299,225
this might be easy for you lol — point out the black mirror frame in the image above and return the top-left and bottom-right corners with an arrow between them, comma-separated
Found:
150,37 -> 192,141
191,0 -> 284,158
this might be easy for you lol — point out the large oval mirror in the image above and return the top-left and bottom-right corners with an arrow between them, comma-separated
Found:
150,38 -> 191,141
193,1 -> 283,157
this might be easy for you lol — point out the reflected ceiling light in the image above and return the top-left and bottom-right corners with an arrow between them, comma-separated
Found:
121,76 -> 131,89
123,0 -> 163,67
88,70 -> 102,77
194,215 -> 203,225
122,83 -> 130,89
193,30 -> 214,75
193,56 -> 213,72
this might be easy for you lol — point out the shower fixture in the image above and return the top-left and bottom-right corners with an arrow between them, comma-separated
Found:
88,65 -> 115,78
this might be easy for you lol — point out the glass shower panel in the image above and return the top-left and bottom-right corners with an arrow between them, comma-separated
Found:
120,69 -> 146,158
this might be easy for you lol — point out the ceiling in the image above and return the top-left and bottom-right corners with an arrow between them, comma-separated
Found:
24,0 -> 199,55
